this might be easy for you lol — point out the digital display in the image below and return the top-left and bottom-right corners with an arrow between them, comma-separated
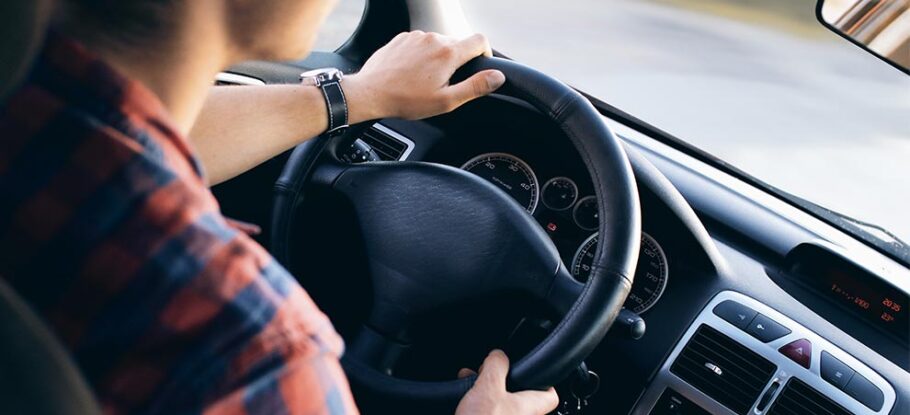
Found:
821,268 -> 908,342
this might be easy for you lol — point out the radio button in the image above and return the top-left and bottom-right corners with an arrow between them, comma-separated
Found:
845,373 -> 884,411
712,300 -> 757,330
746,314 -> 791,343
820,351 -> 854,389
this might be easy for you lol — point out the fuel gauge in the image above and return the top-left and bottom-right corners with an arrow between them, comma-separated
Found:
542,177 -> 578,211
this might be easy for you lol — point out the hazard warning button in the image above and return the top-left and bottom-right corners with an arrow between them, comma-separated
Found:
779,338 -> 812,369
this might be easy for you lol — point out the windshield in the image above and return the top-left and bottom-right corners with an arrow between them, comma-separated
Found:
460,0 -> 910,243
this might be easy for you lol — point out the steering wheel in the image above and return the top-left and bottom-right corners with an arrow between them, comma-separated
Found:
271,57 -> 641,407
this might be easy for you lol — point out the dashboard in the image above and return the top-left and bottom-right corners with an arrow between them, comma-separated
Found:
211,67 -> 910,415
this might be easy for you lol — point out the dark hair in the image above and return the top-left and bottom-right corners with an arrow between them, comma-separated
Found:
58,0 -> 177,46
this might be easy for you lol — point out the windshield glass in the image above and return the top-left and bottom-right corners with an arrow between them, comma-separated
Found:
460,0 -> 910,242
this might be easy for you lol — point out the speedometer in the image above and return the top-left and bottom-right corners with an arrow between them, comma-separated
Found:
571,232 -> 669,314
461,153 -> 539,213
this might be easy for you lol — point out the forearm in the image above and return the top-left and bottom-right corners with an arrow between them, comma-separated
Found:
190,78 -> 378,185
190,31 -> 504,186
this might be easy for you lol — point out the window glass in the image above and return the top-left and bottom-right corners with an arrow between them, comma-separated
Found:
314,0 -> 366,51
461,0 -> 910,242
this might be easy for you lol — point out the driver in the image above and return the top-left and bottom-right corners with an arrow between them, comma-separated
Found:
0,0 -> 559,414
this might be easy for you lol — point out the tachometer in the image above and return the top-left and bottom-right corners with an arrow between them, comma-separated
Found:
461,153 -> 539,213
571,232 -> 669,314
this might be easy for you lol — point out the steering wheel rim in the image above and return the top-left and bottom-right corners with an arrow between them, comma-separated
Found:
271,57 -> 641,406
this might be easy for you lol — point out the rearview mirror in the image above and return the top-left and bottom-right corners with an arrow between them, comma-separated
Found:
817,0 -> 910,74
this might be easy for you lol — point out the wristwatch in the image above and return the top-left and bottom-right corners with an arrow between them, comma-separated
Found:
300,67 -> 349,136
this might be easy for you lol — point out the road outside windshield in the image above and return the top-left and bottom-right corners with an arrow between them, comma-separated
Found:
319,0 -> 910,243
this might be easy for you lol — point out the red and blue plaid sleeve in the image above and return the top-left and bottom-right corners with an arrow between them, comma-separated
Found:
0,33 -> 358,415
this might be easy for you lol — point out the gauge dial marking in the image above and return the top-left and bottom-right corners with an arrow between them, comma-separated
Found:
461,153 -> 540,213
571,232 -> 669,314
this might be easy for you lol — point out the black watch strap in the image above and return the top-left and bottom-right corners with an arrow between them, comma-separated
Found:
321,80 -> 348,136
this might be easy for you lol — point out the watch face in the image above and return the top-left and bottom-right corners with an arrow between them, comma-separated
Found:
300,68 -> 343,86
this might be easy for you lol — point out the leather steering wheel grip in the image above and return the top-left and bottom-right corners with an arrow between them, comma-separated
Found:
271,56 -> 641,406
453,57 -> 642,388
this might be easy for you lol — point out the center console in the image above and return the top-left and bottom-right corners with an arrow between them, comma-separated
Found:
633,291 -> 896,415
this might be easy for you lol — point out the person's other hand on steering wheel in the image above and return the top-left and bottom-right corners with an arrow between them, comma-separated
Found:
455,350 -> 560,415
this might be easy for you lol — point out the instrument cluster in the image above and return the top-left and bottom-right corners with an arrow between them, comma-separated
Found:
461,152 -> 670,314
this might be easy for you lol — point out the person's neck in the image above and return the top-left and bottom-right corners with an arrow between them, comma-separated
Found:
103,43 -> 227,135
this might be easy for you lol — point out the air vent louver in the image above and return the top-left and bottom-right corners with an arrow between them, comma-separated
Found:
671,324 -> 777,415
360,127 -> 409,160
767,378 -> 853,415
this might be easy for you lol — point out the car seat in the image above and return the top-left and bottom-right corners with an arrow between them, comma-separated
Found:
0,1 -> 102,413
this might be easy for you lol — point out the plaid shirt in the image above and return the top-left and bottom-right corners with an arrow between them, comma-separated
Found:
0,33 -> 358,415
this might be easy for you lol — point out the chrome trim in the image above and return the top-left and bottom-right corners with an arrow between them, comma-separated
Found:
632,291 -> 896,415
570,232 -> 599,278
299,68 -> 343,87
460,152 -> 540,214
541,176 -> 578,211
756,377 -> 785,414
214,72 -> 266,86
570,232 -> 669,314
371,123 -> 416,161
635,233 -> 669,314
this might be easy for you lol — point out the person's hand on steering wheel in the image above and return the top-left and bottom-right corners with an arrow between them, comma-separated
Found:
343,31 -> 507,122
455,350 -> 560,415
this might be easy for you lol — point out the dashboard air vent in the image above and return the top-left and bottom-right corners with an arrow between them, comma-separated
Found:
767,378 -> 853,415
671,324 -> 777,415
359,125 -> 411,161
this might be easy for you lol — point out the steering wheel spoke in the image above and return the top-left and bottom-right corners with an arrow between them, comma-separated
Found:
346,324 -> 408,374
543,265 -> 585,317
308,157 -> 350,188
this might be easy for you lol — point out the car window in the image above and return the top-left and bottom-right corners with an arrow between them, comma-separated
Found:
460,0 -> 910,243
313,0 -> 365,51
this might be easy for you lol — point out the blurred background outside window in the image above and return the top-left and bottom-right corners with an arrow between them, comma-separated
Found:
317,0 -> 910,243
